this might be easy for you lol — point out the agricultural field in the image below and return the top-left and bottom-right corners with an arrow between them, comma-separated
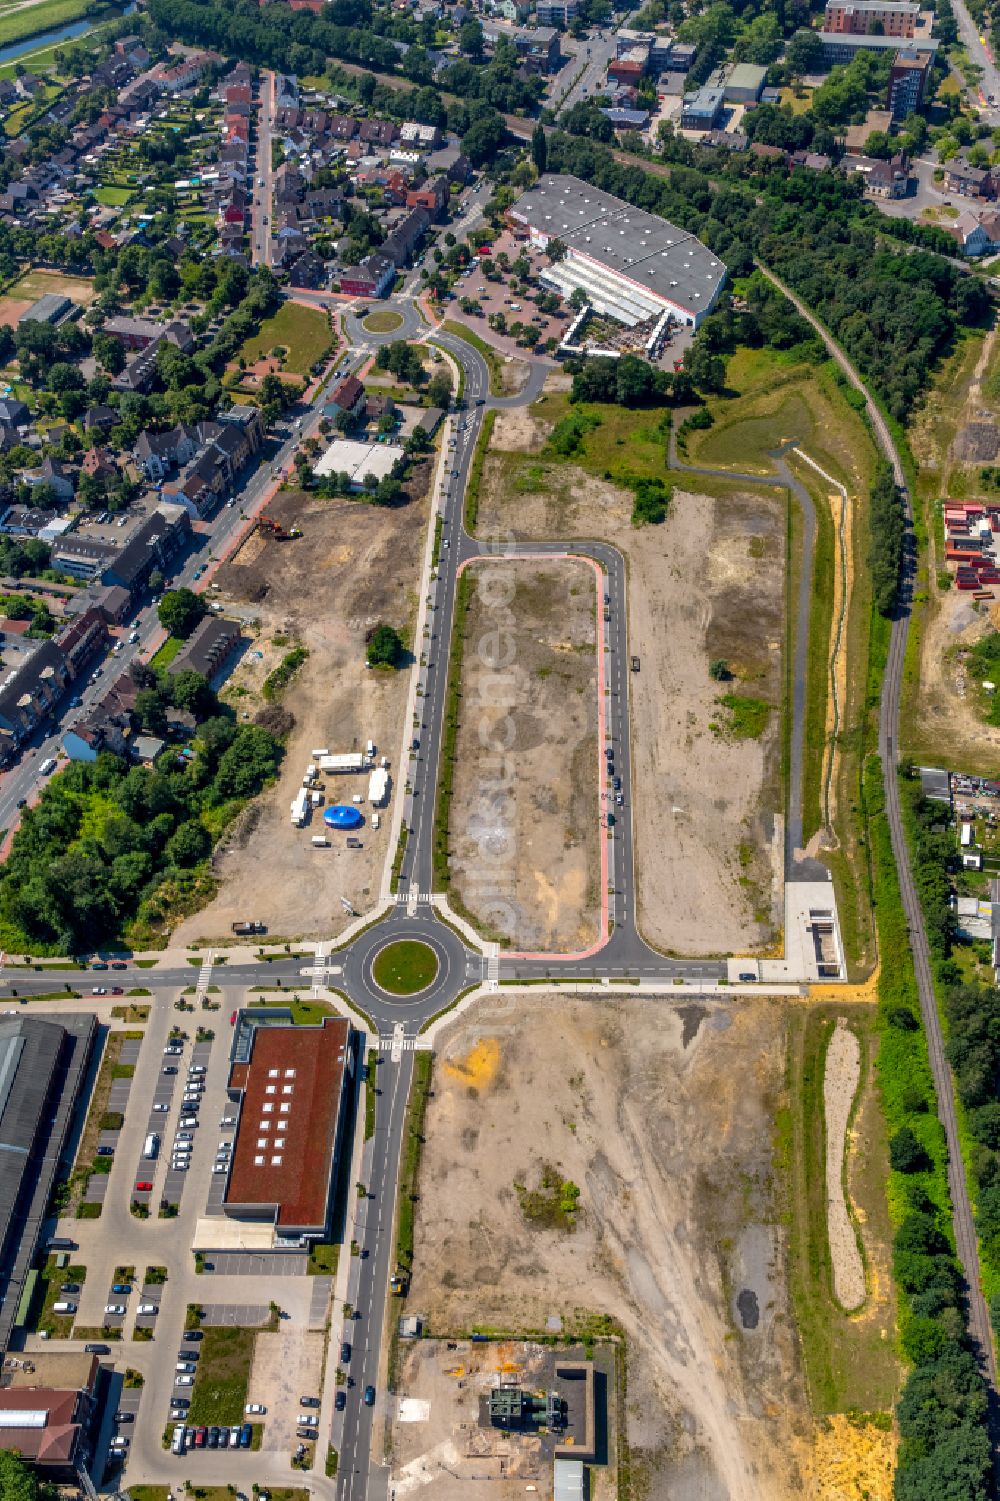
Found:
409,995 -> 897,1501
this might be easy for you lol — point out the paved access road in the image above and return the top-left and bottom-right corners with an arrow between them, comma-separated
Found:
252,71 -> 275,267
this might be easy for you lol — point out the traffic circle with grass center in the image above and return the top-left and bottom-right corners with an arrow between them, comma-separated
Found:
370,939 -> 440,995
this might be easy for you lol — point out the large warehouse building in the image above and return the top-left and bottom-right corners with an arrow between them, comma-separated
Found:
509,174 -> 726,328
0,1014 -> 96,1355
222,1013 -> 354,1245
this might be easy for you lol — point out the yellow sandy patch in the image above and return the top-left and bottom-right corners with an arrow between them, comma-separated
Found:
809,1413 -> 896,1501
442,1038 -> 501,1090
809,966 -> 879,1004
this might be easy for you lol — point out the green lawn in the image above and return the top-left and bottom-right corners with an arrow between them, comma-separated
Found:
237,301 -> 331,377
362,309 -> 404,334
372,940 -> 438,995
0,0 -> 112,50
150,636 -> 183,669
186,1326 -> 256,1426
92,185 -> 133,208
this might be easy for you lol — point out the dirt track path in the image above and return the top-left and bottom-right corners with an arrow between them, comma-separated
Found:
824,1019 -> 865,1311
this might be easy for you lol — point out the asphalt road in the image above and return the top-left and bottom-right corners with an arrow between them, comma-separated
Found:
252,70 -> 275,267
948,0 -> 1000,114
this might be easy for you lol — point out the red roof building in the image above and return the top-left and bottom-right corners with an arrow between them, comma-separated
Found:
223,1016 -> 353,1240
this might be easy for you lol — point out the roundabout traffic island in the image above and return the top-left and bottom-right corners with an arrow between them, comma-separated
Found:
371,939 -> 440,995
362,309 -> 404,335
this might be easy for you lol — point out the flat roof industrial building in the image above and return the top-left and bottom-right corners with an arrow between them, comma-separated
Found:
0,1014 -> 96,1355
509,173 -> 726,328
223,1015 -> 353,1242
314,438 -> 406,490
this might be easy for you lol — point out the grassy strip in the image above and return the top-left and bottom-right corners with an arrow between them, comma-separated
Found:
364,1047 -> 376,1142
0,0 -> 115,50
389,823 -> 408,894
778,1006 -> 897,1413
395,1052 -> 433,1278
441,321 -> 502,395
431,514 -> 443,571
262,644 -> 309,702
799,472 -> 835,845
67,1030 -> 125,1214
431,571 -> 471,891
150,636 -> 183,670
186,1326 -> 255,1426
463,408 -> 495,533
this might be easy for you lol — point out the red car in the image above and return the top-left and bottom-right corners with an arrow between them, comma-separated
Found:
194,1428 -> 207,1448
134,1181 -> 152,1192
110,986 -> 124,995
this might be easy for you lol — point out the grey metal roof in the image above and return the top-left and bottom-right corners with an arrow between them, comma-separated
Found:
511,174 -> 726,319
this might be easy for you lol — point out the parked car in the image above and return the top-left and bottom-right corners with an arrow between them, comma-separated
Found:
245,1403 -> 266,1415
134,1181 -> 152,1192
176,1362 -> 196,1374
91,987 -> 108,996
239,1424 -> 252,1448
184,1329 -> 204,1341
335,1391 -> 346,1412
364,1385 -> 376,1406
193,1427 -> 206,1447
341,1342 -> 351,1363
138,1304 -> 158,1315
175,1375 -> 194,1386
114,1412 -> 134,1423
300,1396 -> 320,1408
105,1304 -> 126,1316
111,1284 -> 131,1294
96,1145 -> 114,1157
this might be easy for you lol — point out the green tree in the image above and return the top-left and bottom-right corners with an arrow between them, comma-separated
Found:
0,1449 -> 40,1501
158,588 -> 208,640
531,122 -> 547,176
427,370 -> 452,409
367,623 -> 404,668
889,1125 -> 930,1173
166,820 -> 210,868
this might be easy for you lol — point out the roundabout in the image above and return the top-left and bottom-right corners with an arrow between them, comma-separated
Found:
362,307 -> 404,334
372,938 -> 439,995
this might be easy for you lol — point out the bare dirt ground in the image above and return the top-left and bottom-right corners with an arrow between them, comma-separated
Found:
479,420 -> 783,956
175,478 -> 430,944
409,996 -> 812,1501
449,559 -> 600,951
909,588 -> 1000,771
391,1339 -> 617,1501
824,1020 -> 865,1311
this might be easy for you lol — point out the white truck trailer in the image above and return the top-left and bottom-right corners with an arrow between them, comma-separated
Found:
290,787 -> 309,826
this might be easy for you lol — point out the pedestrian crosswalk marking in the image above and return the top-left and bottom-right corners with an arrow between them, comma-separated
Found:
377,1034 -> 417,1051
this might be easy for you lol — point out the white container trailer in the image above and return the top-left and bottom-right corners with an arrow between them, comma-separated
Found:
318,753 -> 367,774
290,788 -> 309,826
368,767 -> 389,806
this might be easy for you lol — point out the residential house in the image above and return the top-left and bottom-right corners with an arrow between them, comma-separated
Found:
134,425 -> 198,482
382,205 -> 432,266
168,614 -> 243,682
288,249 -> 328,289
55,607 -> 108,673
405,177 -> 448,220
339,253 -> 395,299
101,503 -> 190,596
0,640 -> 72,764
83,404 -> 116,434
327,374 -> 366,421
842,149 -> 911,198
81,447 -> 118,485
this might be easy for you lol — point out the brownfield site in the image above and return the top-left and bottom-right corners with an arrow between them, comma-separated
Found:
409,997 -> 807,1500
390,1337 -> 617,1501
175,477 -> 430,944
477,408 -> 784,956
448,558 -> 599,951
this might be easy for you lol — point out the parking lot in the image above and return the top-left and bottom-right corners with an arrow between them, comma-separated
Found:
205,1252 -> 308,1276
249,1328 -> 324,1454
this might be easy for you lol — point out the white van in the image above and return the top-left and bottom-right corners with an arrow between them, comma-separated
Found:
39,757 -> 56,776
143,1133 -> 159,1160
52,1301 -> 76,1314
372,813 -> 380,831
311,836 -> 328,847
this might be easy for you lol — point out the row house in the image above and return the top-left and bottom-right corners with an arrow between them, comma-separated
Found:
0,640 -> 72,764
381,204 -> 432,266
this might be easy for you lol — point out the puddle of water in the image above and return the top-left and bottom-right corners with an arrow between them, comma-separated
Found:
736,1288 -> 760,1330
